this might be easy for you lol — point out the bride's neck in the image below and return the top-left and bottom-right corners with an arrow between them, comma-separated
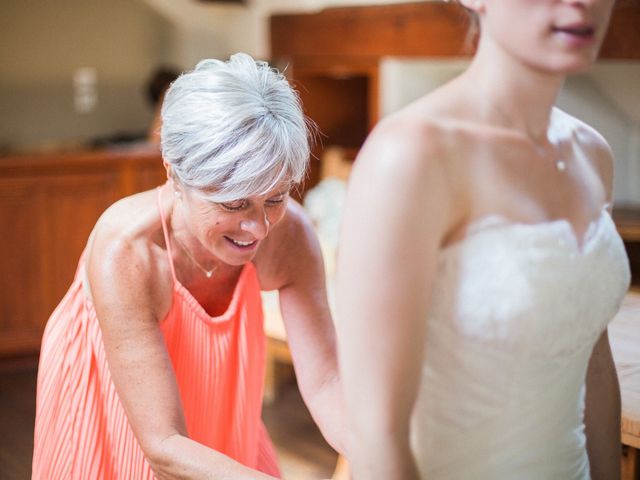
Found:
464,37 -> 565,142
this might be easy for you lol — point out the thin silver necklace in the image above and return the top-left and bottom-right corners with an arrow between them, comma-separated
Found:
173,234 -> 218,278
471,78 -> 567,172
171,198 -> 218,278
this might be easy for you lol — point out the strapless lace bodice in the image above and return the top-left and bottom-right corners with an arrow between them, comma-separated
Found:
411,208 -> 630,480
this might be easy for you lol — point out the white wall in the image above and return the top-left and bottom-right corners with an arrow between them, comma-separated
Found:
0,0 -> 171,152
380,58 -> 469,116
559,63 -> 640,205
0,0 -> 430,152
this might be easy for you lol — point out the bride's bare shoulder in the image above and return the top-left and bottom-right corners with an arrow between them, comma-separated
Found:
553,107 -> 612,154
357,82 -> 476,182
552,107 -> 614,189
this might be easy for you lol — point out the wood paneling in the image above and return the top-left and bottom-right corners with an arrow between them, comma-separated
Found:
0,148 -> 165,356
272,1 -> 640,61
271,2 -> 472,60
287,58 -> 378,194
43,174 -> 121,308
0,179 -> 47,351
601,0 -> 640,59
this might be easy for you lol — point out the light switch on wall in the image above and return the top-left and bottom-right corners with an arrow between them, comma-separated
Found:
73,67 -> 98,114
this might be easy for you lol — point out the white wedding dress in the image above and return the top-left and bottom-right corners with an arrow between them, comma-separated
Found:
410,206 -> 630,479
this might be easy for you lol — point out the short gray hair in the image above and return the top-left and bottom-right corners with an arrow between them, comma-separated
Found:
161,53 -> 312,202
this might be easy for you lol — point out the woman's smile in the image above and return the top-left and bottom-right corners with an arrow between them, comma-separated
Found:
224,235 -> 259,251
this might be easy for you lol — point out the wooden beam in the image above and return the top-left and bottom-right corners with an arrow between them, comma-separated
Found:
271,2 -> 472,59
271,1 -> 640,60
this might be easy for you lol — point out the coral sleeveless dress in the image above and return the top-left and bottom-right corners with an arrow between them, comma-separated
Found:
32,186 -> 280,479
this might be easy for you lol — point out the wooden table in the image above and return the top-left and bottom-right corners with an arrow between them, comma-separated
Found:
610,290 -> 640,480
613,208 -> 640,243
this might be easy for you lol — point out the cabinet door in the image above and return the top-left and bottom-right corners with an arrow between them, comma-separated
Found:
0,172 -> 119,355
0,178 -> 48,355
42,173 -> 120,315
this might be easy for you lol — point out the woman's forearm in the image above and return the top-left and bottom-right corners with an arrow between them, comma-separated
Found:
148,433 -> 278,480
303,373 -> 349,456
346,427 -> 420,480
304,373 -> 421,480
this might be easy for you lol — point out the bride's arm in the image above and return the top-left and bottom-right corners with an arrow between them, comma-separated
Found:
584,330 -> 621,480
584,126 -> 621,480
336,119 -> 455,480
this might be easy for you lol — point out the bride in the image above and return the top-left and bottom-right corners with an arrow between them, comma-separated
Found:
336,0 -> 628,479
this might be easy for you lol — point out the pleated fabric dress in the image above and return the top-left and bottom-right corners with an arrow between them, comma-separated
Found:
32,186 -> 280,479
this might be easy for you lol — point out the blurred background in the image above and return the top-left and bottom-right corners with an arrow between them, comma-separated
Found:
0,1 -> 639,478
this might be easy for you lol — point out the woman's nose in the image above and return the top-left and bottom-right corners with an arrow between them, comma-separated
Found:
240,208 -> 270,239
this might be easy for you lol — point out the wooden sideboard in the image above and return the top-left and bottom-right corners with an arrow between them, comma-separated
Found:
0,147 -> 166,357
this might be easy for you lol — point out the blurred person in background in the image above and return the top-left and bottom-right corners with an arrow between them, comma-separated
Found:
146,66 -> 180,145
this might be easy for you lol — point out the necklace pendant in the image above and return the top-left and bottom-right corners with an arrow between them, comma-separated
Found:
205,270 -> 213,278
556,160 -> 566,172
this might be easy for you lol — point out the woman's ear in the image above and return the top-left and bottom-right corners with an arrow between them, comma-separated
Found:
164,164 -> 184,198
163,161 -> 172,182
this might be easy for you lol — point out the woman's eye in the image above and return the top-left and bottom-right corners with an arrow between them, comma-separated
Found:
219,200 -> 247,211
266,193 -> 288,206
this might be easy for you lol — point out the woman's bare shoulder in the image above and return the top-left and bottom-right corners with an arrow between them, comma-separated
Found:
86,188 -> 173,320
553,107 -> 612,153
362,83 -> 477,172
553,108 -> 614,192
357,95 -> 470,210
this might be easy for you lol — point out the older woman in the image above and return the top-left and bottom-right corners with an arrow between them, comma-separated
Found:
337,1 -> 628,479
33,54 -> 344,479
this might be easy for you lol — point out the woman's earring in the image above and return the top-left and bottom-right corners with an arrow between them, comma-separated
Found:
174,190 -> 182,200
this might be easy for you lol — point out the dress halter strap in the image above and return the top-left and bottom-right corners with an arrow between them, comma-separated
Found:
157,184 -> 178,284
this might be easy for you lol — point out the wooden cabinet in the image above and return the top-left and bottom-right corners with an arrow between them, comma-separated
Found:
282,57 -> 378,191
0,148 -> 165,356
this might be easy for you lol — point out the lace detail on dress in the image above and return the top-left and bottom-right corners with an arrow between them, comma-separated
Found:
411,208 -> 630,480
431,209 -> 629,359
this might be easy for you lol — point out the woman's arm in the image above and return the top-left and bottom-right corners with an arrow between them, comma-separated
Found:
585,331 -> 621,480
261,202 -> 347,455
335,119 -> 455,480
582,123 -> 622,480
88,216 -> 276,480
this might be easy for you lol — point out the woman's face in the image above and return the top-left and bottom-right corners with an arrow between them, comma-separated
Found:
175,183 -> 290,266
476,0 -> 615,74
